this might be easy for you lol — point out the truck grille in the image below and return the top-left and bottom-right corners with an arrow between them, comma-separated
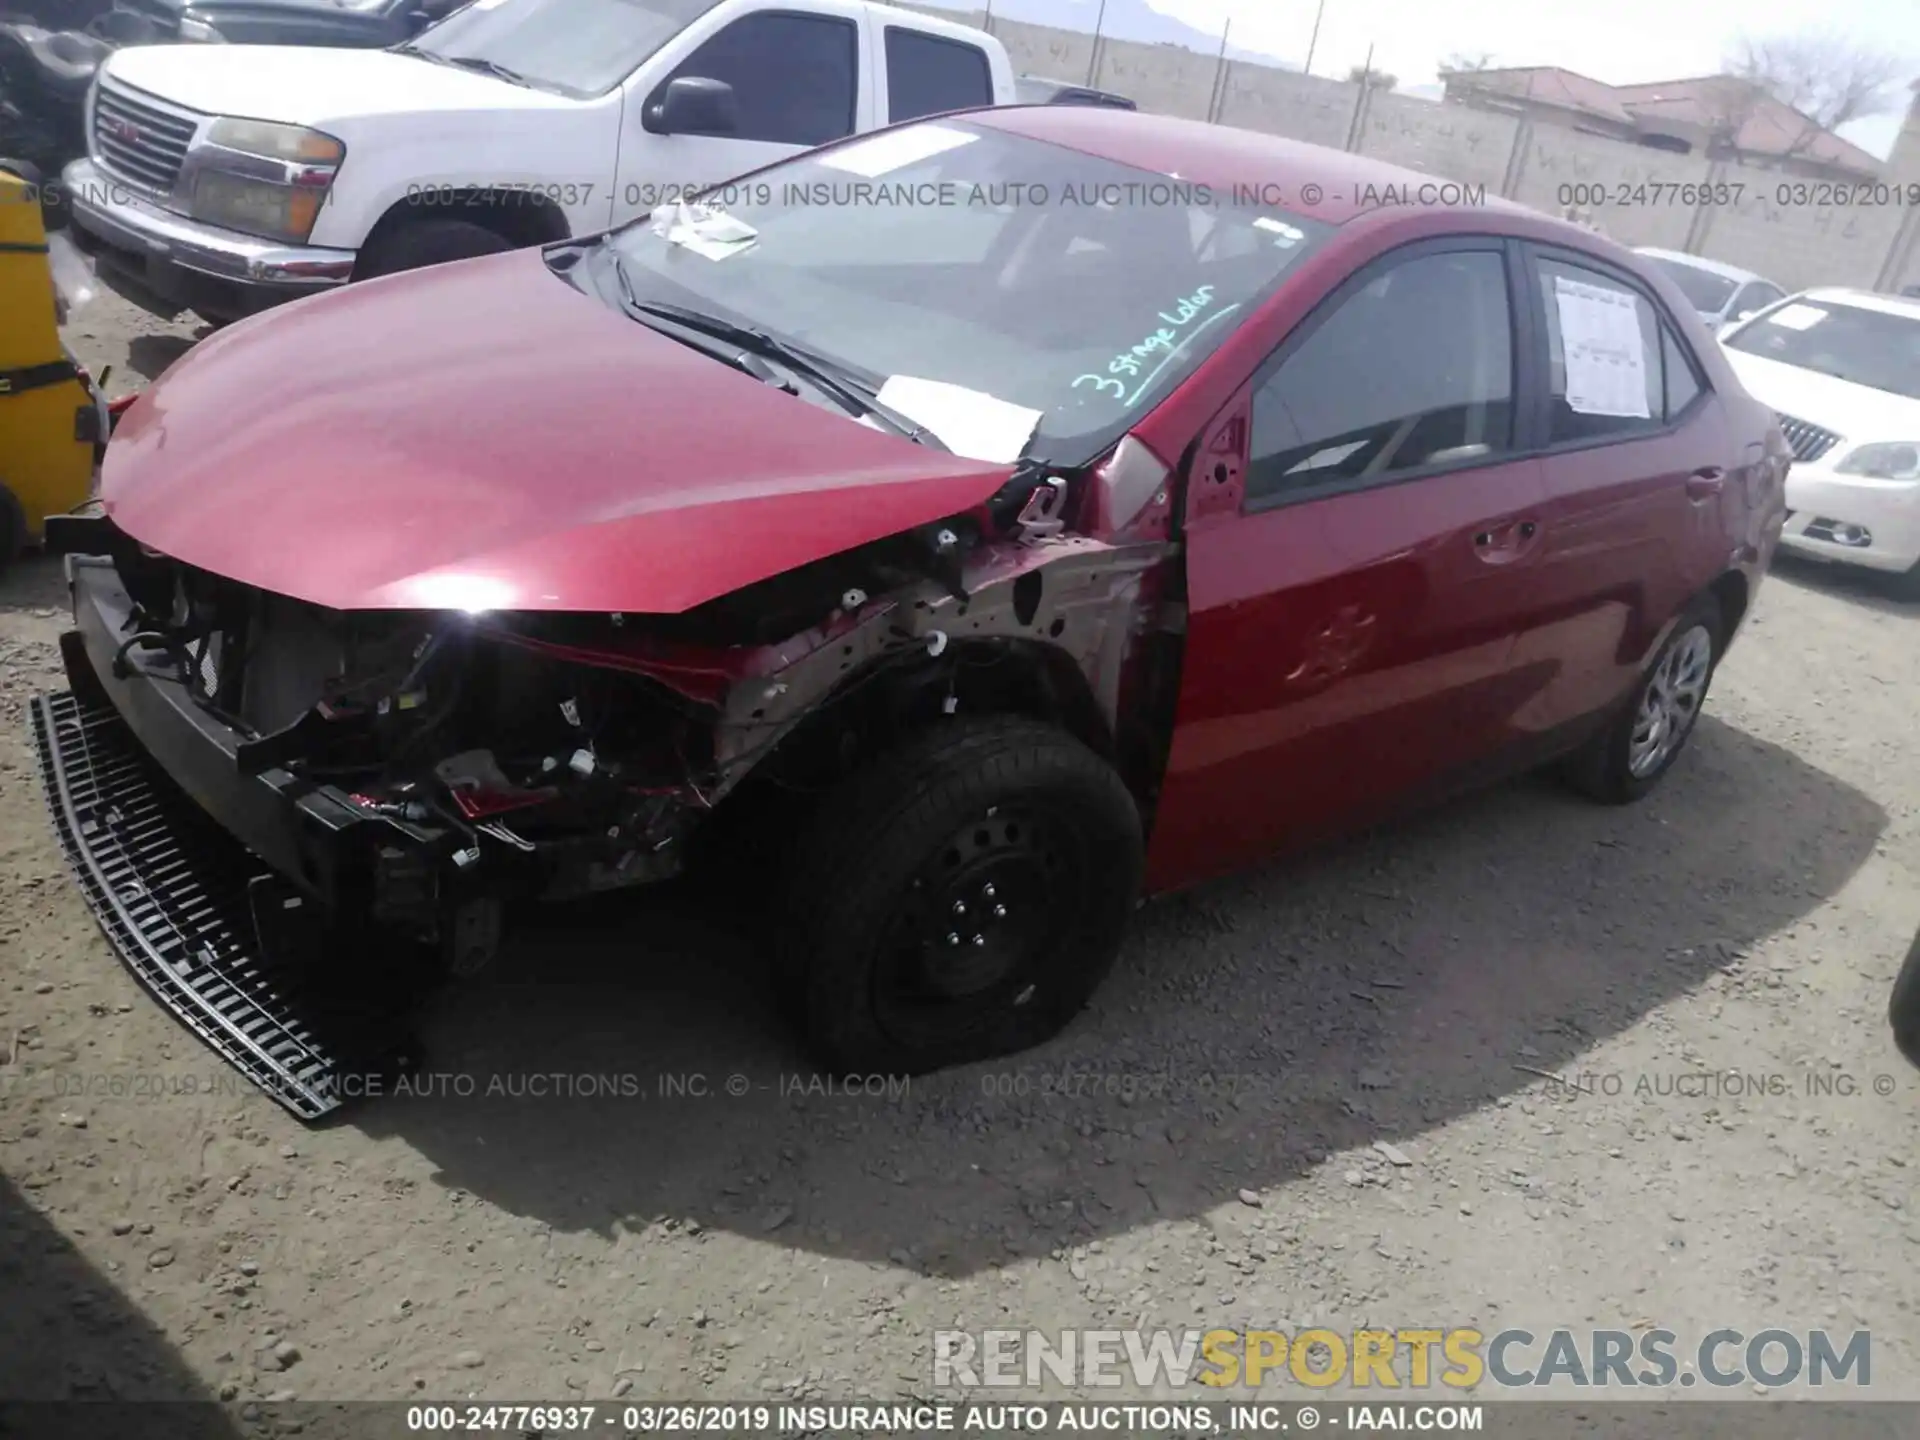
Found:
93,78 -> 200,195
1775,412 -> 1842,465
30,689 -> 424,1123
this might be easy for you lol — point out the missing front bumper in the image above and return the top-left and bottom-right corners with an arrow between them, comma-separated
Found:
29,688 -> 424,1122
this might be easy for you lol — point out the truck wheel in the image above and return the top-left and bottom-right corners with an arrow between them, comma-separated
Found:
1561,591 -> 1724,805
780,716 -> 1143,1077
357,220 -> 515,279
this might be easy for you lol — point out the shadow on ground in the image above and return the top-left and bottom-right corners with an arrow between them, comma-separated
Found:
0,1174 -> 242,1436
123,333 -> 202,385
1770,552 -> 1918,618
348,711 -> 1886,1277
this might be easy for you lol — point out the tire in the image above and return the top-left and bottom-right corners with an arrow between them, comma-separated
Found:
1891,926 -> 1920,1071
1889,560 -> 1920,603
780,716 -> 1144,1077
357,220 -> 515,279
1561,591 -> 1724,805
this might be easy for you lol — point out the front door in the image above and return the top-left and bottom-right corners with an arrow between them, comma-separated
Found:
612,4 -> 870,227
1145,240 -> 1551,894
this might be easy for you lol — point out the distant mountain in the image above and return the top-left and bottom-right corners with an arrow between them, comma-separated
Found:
913,0 -> 1301,67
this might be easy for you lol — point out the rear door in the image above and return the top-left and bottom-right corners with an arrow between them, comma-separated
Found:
613,3 -> 870,226
874,22 -> 996,123
1501,245 -> 1736,741
1144,238 -> 1551,893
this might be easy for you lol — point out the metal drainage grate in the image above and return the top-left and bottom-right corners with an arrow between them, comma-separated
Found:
30,690 -> 419,1122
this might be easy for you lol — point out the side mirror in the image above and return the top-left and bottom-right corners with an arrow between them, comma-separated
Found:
647,75 -> 739,136
1735,309 -> 1756,322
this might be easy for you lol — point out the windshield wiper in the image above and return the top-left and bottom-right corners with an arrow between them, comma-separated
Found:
392,45 -> 538,88
606,256 -> 946,450
439,55 -> 539,87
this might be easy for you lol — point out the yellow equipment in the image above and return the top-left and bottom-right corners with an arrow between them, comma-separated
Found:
1,166 -> 101,573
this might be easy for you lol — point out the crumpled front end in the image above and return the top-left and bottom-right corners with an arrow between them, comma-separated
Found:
32,447 -> 1184,1119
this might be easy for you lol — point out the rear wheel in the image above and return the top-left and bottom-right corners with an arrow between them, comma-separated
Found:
357,220 -> 514,280
780,716 -> 1143,1077
1562,592 -> 1723,804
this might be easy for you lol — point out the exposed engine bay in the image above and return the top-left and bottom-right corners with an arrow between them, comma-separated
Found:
55,441 -> 1186,977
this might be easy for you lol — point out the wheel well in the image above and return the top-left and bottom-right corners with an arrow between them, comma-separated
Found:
734,640 -> 1116,800
1708,570 -> 1750,636
359,191 -> 571,261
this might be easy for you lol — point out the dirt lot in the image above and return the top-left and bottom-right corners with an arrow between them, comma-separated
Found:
3,288 -> 1919,1415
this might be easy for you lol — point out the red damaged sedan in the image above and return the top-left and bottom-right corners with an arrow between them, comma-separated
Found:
34,107 -> 1787,1118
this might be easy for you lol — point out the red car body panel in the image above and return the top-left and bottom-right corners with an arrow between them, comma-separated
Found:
1116,197 -> 1779,896
100,249 -> 1015,615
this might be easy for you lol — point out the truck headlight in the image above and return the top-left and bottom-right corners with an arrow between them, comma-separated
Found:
191,171 -> 332,243
191,120 -> 345,243
1834,443 -> 1920,481
177,15 -> 226,41
206,118 -> 345,166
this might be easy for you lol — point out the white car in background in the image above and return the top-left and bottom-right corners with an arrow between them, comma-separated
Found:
1634,247 -> 1787,334
1718,288 -> 1920,593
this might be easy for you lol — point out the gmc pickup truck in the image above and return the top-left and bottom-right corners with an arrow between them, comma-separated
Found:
63,0 -> 1017,323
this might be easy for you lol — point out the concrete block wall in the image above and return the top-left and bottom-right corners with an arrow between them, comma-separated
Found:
893,1 -> 1920,293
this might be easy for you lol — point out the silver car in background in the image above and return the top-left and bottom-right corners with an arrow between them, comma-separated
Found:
1634,247 -> 1788,333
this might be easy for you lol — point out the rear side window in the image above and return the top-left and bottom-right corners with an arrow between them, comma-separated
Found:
1662,327 -> 1702,418
1247,248 -> 1514,503
667,13 -> 857,145
885,27 -> 992,123
1536,258 -> 1664,444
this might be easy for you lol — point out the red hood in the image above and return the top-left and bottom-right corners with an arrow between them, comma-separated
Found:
102,248 -> 1014,614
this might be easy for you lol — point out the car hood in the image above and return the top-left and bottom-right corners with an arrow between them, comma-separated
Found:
101,248 -> 1017,615
1719,347 -> 1920,449
103,44 -> 578,128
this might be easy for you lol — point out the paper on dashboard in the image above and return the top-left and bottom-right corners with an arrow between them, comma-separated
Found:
816,124 -> 977,179
654,201 -> 759,260
1554,275 -> 1650,418
875,376 -> 1042,464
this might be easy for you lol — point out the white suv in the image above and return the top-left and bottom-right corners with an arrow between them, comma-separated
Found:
62,0 -> 1014,323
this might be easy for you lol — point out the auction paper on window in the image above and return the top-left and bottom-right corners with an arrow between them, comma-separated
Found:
1553,276 -> 1650,418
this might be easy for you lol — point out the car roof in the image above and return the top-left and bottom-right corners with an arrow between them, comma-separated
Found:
1795,287 -> 1920,320
965,105 -> 1537,226
1632,247 -> 1769,285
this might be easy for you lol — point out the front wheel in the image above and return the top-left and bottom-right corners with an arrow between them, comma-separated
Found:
780,716 -> 1144,1077
1562,592 -> 1723,804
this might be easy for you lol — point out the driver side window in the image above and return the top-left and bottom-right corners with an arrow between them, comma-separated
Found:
660,13 -> 858,145
1246,247 -> 1515,506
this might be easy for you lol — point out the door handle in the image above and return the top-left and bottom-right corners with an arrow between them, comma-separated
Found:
1473,519 -> 1540,561
1685,466 -> 1726,501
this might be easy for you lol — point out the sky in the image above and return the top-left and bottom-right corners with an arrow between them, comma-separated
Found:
1099,0 -> 1918,159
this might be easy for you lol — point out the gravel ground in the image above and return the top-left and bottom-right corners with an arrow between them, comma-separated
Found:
2,288 -> 1918,1415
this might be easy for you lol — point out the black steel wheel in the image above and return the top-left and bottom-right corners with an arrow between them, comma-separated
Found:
781,716 -> 1143,1077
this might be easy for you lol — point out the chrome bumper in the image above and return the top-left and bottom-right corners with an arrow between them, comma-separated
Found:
62,157 -> 355,294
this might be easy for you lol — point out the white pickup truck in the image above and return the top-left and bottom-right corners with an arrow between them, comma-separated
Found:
62,0 -> 1016,323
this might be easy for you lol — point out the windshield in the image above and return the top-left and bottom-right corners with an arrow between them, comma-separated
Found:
1647,256 -> 1738,314
407,0 -> 721,98
594,121 -> 1331,464
1724,299 -> 1920,401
